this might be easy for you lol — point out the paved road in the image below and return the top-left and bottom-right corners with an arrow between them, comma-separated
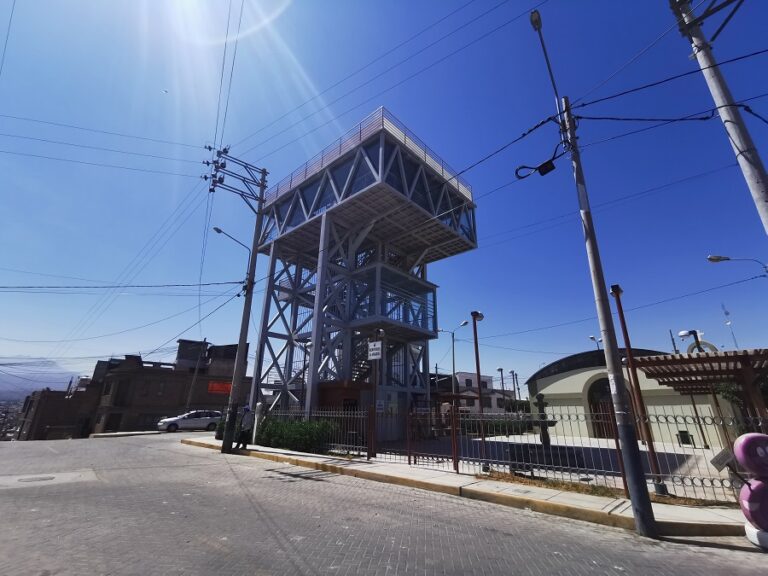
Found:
0,434 -> 762,575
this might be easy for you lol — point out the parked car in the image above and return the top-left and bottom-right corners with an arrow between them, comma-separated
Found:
157,410 -> 221,432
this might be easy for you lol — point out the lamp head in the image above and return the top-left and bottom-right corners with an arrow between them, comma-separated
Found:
470,311 -> 484,321
497,367 -> 503,373
678,329 -> 700,339
707,255 -> 730,263
459,320 -> 469,327
530,9 -> 542,31
213,227 -> 223,234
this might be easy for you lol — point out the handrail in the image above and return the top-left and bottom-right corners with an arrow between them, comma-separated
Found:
264,107 -> 473,205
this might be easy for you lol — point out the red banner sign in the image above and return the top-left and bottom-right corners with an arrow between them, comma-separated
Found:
208,381 -> 232,395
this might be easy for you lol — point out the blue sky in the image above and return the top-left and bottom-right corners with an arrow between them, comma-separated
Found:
1,0 -> 767,392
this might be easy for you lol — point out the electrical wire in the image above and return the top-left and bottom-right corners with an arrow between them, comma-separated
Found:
0,148 -> 201,178
0,0 -> 16,85
45,180 -> 208,359
580,92 -> 768,149
200,0 -> 235,337
238,0 -> 526,155
570,0 -> 709,106
219,0 -> 245,148
574,46 -> 768,111
0,289 -> 240,344
143,289 -> 243,357
479,275 -> 765,341
232,0 -> 479,148
0,281 -> 241,290
0,112 -> 201,149
246,1 -> 548,161
0,131 -> 201,163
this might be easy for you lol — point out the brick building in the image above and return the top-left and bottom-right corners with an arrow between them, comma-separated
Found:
15,377 -> 102,440
16,340 -> 249,439
92,340 -> 248,434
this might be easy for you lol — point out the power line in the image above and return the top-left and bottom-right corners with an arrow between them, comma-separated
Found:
480,275 -> 765,340
0,148 -> 201,178
0,266 -> 111,284
0,289 -> 240,343
144,290 -> 243,357
0,131 -> 201,163
45,181 -> 208,359
574,46 -> 768,111
219,0 -> 245,148
0,0 -> 16,85
232,0 -> 478,148
478,163 -> 739,245
571,0 -> 709,105
200,0 -> 234,337
0,281 -> 242,290
236,0 -> 520,154
0,112 -> 201,149
580,92 -> 768,149
246,1 -> 548,161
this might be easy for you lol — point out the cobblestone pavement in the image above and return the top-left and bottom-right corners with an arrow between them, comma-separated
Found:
0,435 -> 763,575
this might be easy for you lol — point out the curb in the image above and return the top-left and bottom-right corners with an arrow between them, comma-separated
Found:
180,438 -> 745,538
90,431 -> 160,438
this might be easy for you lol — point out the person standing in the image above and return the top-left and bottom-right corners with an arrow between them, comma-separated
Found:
235,406 -> 254,450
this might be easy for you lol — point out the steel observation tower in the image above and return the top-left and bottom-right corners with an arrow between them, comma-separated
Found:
251,107 -> 477,416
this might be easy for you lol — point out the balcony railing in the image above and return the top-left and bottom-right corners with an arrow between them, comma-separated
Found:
264,107 -> 473,205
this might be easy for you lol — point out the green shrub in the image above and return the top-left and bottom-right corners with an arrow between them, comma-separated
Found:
255,418 -> 339,454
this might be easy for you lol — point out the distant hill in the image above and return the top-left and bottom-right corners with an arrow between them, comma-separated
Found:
0,360 -> 76,401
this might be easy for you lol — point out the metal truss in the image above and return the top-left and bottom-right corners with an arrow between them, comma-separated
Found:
251,109 -> 476,415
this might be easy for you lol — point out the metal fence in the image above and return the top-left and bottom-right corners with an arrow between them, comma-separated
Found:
260,403 -> 762,503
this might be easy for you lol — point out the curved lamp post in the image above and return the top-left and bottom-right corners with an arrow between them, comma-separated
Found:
438,320 -> 468,404
707,254 -> 768,273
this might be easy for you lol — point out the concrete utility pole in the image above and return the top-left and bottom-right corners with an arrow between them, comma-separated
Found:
561,97 -> 657,538
212,157 -> 268,454
670,0 -> 768,235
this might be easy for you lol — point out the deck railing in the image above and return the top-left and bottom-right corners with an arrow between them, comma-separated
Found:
264,107 -> 473,205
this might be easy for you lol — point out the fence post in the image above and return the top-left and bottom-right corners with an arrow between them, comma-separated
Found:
407,410 -> 412,466
367,405 -> 376,459
450,407 -> 460,473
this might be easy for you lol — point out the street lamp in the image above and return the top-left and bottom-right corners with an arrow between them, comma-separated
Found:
213,226 -> 252,258
707,254 -> 768,273
678,329 -> 705,353
438,320 -> 468,402
470,310 -> 487,463
589,335 -> 602,350
497,367 -> 507,412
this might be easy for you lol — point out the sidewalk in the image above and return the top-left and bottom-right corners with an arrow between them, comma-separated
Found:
180,437 -> 745,538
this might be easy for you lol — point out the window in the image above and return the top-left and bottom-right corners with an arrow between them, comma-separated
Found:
102,382 -> 112,396
464,378 -> 472,387
465,398 -> 475,407
496,398 -> 504,408
480,380 -> 488,389
482,398 -> 492,408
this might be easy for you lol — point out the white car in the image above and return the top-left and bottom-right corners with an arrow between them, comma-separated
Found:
157,410 -> 221,433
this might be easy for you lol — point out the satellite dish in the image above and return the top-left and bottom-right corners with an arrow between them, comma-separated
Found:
686,340 -> 718,353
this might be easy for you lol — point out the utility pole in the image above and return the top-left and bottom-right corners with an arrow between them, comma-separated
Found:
561,97 -> 658,537
205,148 -> 269,454
670,0 -> 768,235
529,9 -> 657,537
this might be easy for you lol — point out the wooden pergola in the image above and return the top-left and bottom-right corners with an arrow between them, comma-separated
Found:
634,350 -> 768,432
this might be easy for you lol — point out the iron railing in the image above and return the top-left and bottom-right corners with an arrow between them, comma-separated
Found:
259,402 -> 759,502
264,107 -> 473,205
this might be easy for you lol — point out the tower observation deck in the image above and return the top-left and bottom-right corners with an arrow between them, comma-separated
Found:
252,107 -> 477,415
